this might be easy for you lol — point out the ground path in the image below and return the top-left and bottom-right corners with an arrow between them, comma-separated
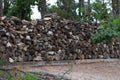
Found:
3,59 -> 120,80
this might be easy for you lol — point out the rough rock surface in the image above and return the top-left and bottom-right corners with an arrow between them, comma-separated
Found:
0,15 -> 120,62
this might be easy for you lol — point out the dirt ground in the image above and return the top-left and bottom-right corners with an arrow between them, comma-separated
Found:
15,59 -> 120,80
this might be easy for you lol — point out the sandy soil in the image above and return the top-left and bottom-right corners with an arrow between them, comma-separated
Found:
16,60 -> 120,80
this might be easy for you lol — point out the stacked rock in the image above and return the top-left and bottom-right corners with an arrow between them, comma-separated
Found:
0,15 -> 119,62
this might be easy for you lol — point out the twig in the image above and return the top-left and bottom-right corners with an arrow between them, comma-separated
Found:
62,62 -> 74,78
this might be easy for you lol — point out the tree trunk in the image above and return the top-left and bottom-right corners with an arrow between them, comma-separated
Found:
112,0 -> 120,17
40,0 -> 46,18
79,0 -> 84,21
81,0 -> 84,7
0,0 -> 3,17
87,0 -> 90,16
87,0 -> 90,22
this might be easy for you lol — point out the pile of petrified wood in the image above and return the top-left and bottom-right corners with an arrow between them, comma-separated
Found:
0,15 -> 120,62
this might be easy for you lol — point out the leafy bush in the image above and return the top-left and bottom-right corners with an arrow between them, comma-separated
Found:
8,72 -> 38,80
90,0 -> 110,22
92,17 -> 120,44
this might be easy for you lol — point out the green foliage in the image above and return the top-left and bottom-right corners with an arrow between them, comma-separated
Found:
90,0 -> 109,22
7,0 -> 35,20
77,5 -> 92,22
58,0 -> 77,20
3,0 -> 111,21
47,0 -> 77,20
79,0 -> 111,22
24,73 -> 38,80
3,0 -> 11,15
35,0 -> 42,12
92,17 -> 120,44
8,77 -> 15,80
47,0 -> 110,22
47,4 -> 58,13
3,71 -> 68,80
8,72 -> 38,80
77,0 -> 89,22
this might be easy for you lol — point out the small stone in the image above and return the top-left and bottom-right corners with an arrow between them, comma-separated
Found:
43,17 -> 51,20
1,16 -> 6,20
9,57 -> 14,63
99,55 -> 104,59
6,32 -> 10,36
18,56 -> 23,62
6,42 -> 12,47
23,46 -> 28,51
31,20 -> 37,25
17,43 -> 25,49
103,44 -> 107,48
47,31 -> 53,36
20,34 -> 24,39
69,32 -> 72,35
22,20 -> 30,25
48,51 -> 56,55
80,54 -> 85,60
33,54 -> 42,61
23,25 -> 27,28
58,50 -> 62,54
26,35 -> 31,40
28,29 -> 33,32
